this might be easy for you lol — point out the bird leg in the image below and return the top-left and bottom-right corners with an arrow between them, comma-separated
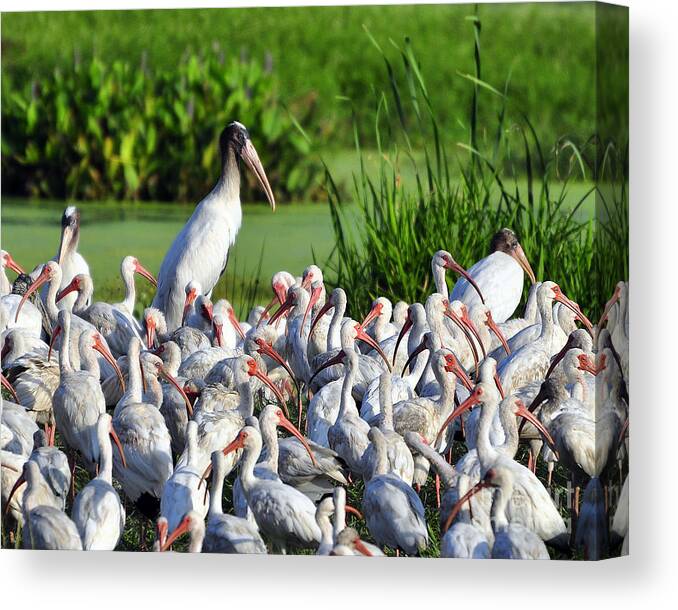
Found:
435,474 -> 441,509
527,451 -> 534,473
139,520 -> 147,551
396,549 -> 400,558
67,450 -> 77,504
547,463 -> 553,487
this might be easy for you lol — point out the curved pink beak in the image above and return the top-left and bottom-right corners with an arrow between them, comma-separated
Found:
360,301 -> 383,330
92,334 -> 125,392
510,244 -> 537,285
182,288 -> 198,325
15,264 -> 50,322
157,364 -> 193,418
485,311 -> 510,356
1,373 -> 19,402
5,253 -> 25,275
301,283 -> 324,337
134,259 -> 157,287
444,257 -> 485,304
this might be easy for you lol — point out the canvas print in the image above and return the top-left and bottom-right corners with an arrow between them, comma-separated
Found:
0,2 -> 628,559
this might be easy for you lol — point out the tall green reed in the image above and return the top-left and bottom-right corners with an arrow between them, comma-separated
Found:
321,19 -> 627,319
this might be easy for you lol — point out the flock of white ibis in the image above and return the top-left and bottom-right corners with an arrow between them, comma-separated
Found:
1,122 -> 628,558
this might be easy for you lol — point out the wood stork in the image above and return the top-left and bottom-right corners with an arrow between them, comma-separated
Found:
451,228 -> 537,323
153,122 -> 275,331
39,206 -> 90,312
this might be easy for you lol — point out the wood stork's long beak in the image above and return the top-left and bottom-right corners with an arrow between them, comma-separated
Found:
511,243 -> 537,285
57,225 -> 76,267
241,139 -> 275,210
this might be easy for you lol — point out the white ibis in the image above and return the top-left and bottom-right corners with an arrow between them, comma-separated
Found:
439,378 -> 568,548
362,427 -> 428,555
496,281 -> 542,341
112,337 -> 173,519
440,473 -> 491,559
361,372 -> 415,485
186,355 -> 286,474
1,400 -> 39,457
332,526 -> 384,556
327,327 -> 370,477
71,413 -> 126,550
152,123 -> 275,331
257,404 -> 348,500
307,286 -> 346,364
451,228 -> 537,323
315,494 -> 336,555
20,460 -> 82,550
221,426 -> 322,553
431,249 -> 486,303
40,206 -> 90,312
497,282 -> 593,396
52,310 -> 125,472
200,449 -> 267,554
25,429 -> 71,511
449,466 -> 551,559
160,420 -> 209,534
1,250 -> 25,296
57,274 -> 141,358
160,510 -> 205,552
360,297 -> 398,346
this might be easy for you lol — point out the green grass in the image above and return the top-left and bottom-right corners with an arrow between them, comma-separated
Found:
1,3 -> 597,150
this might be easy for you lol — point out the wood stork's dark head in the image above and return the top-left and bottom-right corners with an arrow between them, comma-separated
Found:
490,227 -> 537,285
58,205 -> 81,265
219,121 -> 276,210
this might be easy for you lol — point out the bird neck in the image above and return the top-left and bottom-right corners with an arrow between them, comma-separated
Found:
237,377 -> 254,418
420,441 -> 456,489
213,146 -> 241,206
45,274 -> 62,326
333,496 -> 346,540
476,400 -> 500,471
238,438 -> 262,492
371,433 -> 388,478
380,385 -> 394,432
328,299 -> 346,351
123,345 -> 143,405
189,522 -> 205,553
338,356 -> 357,419
317,512 -> 334,555
259,420 -> 280,473
432,262 -> 449,299
209,462 -> 225,517
490,481 -> 510,532
497,402 -> 520,458
121,267 -> 136,314
144,370 -> 163,407
80,343 -> 101,379
97,428 -> 113,485
58,315 -> 73,374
